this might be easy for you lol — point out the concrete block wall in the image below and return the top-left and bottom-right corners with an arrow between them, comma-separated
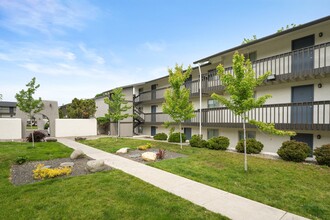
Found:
0,118 -> 22,139
55,119 -> 97,137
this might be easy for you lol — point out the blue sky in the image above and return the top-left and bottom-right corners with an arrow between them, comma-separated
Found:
0,0 -> 329,105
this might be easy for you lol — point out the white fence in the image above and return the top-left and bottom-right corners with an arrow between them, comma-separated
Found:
0,118 -> 22,139
55,119 -> 97,137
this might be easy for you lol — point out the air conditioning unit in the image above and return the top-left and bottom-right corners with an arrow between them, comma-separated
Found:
267,74 -> 276,80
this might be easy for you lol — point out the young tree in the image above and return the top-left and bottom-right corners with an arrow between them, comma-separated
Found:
15,77 -> 44,147
212,52 -> 295,171
104,88 -> 132,138
67,98 -> 96,118
162,64 -> 195,149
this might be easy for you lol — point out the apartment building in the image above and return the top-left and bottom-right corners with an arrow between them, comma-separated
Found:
0,101 -> 16,118
96,16 -> 330,155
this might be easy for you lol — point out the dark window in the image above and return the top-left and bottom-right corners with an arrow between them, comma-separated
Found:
207,129 -> 219,139
207,99 -> 220,108
238,131 -> 256,140
151,126 -> 157,136
244,51 -> 257,62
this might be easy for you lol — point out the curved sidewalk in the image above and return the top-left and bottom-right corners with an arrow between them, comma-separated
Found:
58,138 -> 309,220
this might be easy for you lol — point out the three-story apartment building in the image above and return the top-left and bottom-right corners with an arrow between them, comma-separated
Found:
96,16 -> 330,155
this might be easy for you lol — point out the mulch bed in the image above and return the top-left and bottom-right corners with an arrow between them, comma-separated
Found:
10,149 -> 186,186
10,157 -> 112,186
116,148 -> 187,164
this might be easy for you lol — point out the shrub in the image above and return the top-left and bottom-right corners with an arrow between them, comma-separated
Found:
277,140 -> 310,162
154,133 -> 168,141
15,156 -> 28,165
189,135 -> 208,148
156,149 -> 166,159
208,136 -> 230,150
168,132 -> 186,143
44,122 -> 49,129
26,130 -> 46,142
138,143 -> 152,150
33,164 -> 72,180
314,144 -> 330,166
236,138 -> 264,154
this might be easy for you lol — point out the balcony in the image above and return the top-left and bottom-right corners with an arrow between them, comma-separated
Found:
203,42 -> 330,93
134,42 -> 330,103
143,101 -> 330,131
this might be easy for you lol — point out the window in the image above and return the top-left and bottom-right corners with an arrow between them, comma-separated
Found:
207,129 -> 219,139
244,51 -> 257,62
238,131 -> 256,140
207,99 -> 220,108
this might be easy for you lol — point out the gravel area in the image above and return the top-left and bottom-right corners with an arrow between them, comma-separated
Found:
10,157 -> 112,186
117,148 -> 187,164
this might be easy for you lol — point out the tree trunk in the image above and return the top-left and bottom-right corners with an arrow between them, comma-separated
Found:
179,122 -> 182,149
30,114 -> 35,148
117,120 -> 120,139
242,115 -> 247,172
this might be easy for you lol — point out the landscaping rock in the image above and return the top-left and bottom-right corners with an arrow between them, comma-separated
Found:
86,160 -> 106,173
75,137 -> 86,141
116,147 -> 130,154
70,149 -> 85,159
141,152 -> 157,162
44,137 -> 57,142
59,162 -> 74,168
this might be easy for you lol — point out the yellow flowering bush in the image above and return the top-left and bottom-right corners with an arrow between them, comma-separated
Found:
137,143 -> 152,150
33,164 -> 72,180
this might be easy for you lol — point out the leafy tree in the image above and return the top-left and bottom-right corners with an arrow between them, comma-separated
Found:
162,64 -> 195,149
15,77 -> 44,147
242,35 -> 257,44
277,24 -> 299,33
67,98 -> 96,119
212,52 -> 295,171
104,88 -> 132,138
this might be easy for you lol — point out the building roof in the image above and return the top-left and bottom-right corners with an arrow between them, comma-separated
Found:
0,101 -> 17,107
193,15 -> 330,64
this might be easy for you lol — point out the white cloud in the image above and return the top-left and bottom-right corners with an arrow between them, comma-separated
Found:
79,43 -> 105,65
0,0 -> 98,35
143,41 -> 167,52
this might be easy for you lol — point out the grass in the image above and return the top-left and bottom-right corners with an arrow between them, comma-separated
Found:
0,141 -> 225,220
82,137 -> 330,220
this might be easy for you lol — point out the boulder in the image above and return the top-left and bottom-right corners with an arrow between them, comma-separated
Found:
70,149 -> 85,159
75,137 -> 86,141
116,147 -> 130,154
59,162 -> 74,168
141,152 -> 157,162
86,160 -> 106,173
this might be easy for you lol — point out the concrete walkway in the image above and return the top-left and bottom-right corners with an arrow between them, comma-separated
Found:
58,138 -> 309,220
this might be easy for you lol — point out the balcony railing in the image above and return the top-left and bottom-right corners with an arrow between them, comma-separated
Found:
134,42 -> 330,103
143,101 -> 330,131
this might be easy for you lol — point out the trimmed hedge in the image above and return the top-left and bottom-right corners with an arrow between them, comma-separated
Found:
189,135 -> 208,148
208,136 -> 230,150
26,131 -> 46,142
277,140 -> 310,162
314,144 -> 330,166
236,138 -> 264,154
153,133 -> 168,141
168,132 -> 186,143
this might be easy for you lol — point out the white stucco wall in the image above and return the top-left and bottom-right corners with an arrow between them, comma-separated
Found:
55,119 -> 97,137
0,118 -> 22,139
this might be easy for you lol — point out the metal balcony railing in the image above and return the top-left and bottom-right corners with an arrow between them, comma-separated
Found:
143,101 -> 330,131
134,42 -> 330,103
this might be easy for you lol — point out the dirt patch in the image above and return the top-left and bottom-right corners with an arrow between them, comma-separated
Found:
10,157 -> 112,186
117,148 -> 187,164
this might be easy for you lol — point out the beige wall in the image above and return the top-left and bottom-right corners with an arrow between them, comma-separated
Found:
55,119 -> 97,137
95,97 -> 108,118
0,118 -> 22,139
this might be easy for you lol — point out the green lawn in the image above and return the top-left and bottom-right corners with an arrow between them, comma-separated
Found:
82,137 -> 330,220
0,142 -> 225,220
